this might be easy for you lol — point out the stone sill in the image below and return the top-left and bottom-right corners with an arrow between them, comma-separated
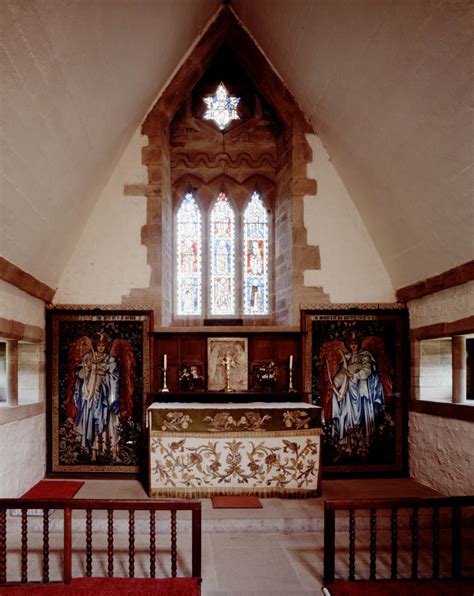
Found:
154,325 -> 300,334
409,399 -> 474,422
0,401 -> 45,426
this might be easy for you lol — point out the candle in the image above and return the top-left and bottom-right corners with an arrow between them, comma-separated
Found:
163,354 -> 167,370
289,354 -> 293,370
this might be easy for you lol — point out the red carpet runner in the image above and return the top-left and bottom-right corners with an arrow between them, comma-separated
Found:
324,580 -> 474,596
20,480 -> 84,500
0,577 -> 201,595
211,495 -> 262,508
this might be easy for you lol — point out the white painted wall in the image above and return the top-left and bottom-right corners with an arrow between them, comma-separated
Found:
0,282 -> 46,497
408,281 -> 474,494
54,130 -> 150,304
0,281 -> 45,328
409,412 -> 473,496
304,135 -> 395,302
409,281 -> 474,329
419,338 -> 452,402
0,413 -> 46,498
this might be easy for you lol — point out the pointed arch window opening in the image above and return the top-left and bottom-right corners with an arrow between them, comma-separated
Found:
174,191 -> 271,319
175,193 -> 203,316
243,191 -> 269,315
210,192 -> 236,316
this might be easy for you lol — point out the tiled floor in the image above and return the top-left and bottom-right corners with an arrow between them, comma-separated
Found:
4,478 -> 467,595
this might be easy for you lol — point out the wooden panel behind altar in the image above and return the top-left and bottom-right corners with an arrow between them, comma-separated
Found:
151,330 -> 302,394
148,402 -> 322,498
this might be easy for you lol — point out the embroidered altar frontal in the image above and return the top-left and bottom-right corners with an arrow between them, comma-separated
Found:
148,402 -> 322,498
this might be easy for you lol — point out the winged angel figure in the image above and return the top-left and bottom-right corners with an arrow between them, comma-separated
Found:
64,332 -> 136,462
319,329 -> 393,442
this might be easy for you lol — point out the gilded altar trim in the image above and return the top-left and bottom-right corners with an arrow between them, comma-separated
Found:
150,428 -> 322,439
150,405 -> 322,434
149,487 -> 319,499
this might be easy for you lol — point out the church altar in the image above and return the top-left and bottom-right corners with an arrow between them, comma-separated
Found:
148,402 -> 322,498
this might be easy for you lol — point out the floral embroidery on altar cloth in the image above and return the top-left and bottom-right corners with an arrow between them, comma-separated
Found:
283,410 -> 311,430
160,412 -> 193,431
150,436 -> 319,490
203,411 -> 272,431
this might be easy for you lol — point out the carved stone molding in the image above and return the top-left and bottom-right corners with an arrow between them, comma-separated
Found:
124,6 -> 320,325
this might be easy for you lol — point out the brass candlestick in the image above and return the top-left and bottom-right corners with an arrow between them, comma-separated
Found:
159,367 -> 170,393
222,355 -> 235,392
288,368 -> 297,393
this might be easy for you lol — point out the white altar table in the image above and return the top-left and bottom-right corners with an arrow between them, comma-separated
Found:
148,402 -> 322,498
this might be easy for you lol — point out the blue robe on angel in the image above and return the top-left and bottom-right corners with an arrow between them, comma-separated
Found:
319,333 -> 393,443
64,333 -> 136,462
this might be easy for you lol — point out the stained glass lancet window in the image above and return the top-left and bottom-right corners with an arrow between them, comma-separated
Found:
203,83 -> 240,130
243,192 -> 269,315
176,193 -> 202,315
210,192 -> 236,315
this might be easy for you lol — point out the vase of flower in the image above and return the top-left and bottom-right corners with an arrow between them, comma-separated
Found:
178,364 -> 203,392
255,361 -> 279,393
261,378 -> 275,392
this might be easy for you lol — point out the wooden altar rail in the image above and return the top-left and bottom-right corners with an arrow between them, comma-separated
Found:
0,498 -> 201,586
324,495 -> 474,584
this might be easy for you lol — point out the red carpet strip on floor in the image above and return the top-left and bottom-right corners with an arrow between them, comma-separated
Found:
211,495 -> 262,508
324,580 -> 474,596
20,480 -> 84,500
0,577 -> 201,595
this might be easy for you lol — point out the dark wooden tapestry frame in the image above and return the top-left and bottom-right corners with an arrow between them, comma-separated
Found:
46,308 -> 152,476
302,305 -> 408,477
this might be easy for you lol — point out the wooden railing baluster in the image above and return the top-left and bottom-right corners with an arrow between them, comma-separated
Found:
63,507 -> 72,584
411,506 -> 419,580
348,509 -> 355,581
432,506 -> 440,579
369,508 -> 376,581
150,510 -> 156,579
85,509 -> 93,577
323,496 -> 473,586
192,508 -> 201,579
451,504 -> 462,579
128,509 -> 135,578
107,509 -> 114,577
323,504 -> 335,583
0,508 -> 7,583
390,506 -> 398,580
42,508 -> 49,583
0,498 -> 201,587
171,509 -> 177,578
21,508 -> 28,583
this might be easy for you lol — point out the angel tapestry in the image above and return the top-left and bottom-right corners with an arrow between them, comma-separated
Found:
302,308 -> 407,475
48,310 -> 151,475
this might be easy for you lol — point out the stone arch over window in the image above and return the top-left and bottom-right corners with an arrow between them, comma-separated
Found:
130,6 -> 326,325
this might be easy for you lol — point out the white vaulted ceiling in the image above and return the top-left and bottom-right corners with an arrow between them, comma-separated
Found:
0,0 -> 220,288
232,0 -> 473,288
1,0 -> 473,290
